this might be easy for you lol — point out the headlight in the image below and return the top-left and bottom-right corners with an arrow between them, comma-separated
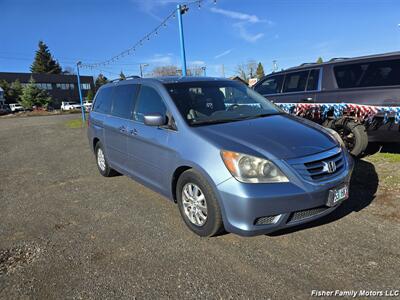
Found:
220,151 -> 289,183
324,127 -> 345,148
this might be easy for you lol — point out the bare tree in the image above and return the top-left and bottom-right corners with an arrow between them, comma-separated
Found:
152,65 -> 205,77
235,64 -> 248,82
188,66 -> 204,76
152,65 -> 178,76
236,60 -> 258,82
247,60 -> 257,78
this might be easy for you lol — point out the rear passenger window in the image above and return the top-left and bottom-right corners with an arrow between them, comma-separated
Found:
134,86 -> 167,123
282,71 -> 308,93
111,84 -> 138,119
306,69 -> 320,91
255,75 -> 284,95
93,87 -> 113,114
334,63 -> 367,88
334,59 -> 400,88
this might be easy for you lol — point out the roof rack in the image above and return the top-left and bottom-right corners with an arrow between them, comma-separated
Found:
109,75 -> 141,83
328,57 -> 348,62
299,62 -> 316,67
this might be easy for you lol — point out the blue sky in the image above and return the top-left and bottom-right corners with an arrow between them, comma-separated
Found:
1,0 -> 399,78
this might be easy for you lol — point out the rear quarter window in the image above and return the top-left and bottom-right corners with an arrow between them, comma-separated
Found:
334,59 -> 400,88
93,87 -> 113,114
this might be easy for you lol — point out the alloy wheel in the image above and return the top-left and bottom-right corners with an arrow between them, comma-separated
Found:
181,183 -> 208,226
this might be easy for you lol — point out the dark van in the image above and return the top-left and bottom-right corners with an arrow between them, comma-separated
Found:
254,52 -> 400,156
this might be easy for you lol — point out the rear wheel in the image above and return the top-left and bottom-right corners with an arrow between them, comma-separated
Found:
323,118 -> 368,157
176,170 -> 224,237
94,142 -> 117,177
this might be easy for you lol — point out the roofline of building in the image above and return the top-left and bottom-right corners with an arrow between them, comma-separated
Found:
0,71 -> 93,79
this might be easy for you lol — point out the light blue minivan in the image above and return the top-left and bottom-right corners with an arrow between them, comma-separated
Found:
88,77 -> 354,237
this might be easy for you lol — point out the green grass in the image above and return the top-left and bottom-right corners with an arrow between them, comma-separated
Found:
65,119 -> 86,129
368,152 -> 400,163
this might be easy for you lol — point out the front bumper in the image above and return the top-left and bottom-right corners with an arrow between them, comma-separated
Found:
216,150 -> 354,236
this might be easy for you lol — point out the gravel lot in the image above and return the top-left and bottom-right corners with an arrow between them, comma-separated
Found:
0,115 -> 399,299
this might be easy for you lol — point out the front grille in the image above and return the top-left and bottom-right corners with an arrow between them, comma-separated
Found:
287,206 -> 328,223
254,215 -> 280,226
289,148 -> 345,182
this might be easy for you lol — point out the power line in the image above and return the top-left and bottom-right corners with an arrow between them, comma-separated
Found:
80,0 -> 216,70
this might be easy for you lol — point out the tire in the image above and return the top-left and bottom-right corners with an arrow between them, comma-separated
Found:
94,142 -> 117,177
325,119 -> 368,157
176,169 -> 224,237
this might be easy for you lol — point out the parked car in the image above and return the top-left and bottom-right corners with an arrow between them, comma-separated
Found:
253,52 -> 400,157
0,104 -> 11,115
9,103 -> 24,112
83,101 -> 92,112
88,77 -> 353,237
61,101 -> 81,111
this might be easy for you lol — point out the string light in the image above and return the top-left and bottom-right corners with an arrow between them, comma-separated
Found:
80,0 -> 216,69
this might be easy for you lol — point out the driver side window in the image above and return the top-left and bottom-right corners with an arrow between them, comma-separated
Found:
134,85 -> 167,123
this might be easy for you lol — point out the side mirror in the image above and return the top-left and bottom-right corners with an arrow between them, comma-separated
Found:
143,113 -> 167,127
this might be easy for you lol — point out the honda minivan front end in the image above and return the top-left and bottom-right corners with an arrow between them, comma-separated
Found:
215,146 -> 353,236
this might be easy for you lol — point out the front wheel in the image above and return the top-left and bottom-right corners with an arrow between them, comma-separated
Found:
323,119 -> 368,157
176,170 -> 224,237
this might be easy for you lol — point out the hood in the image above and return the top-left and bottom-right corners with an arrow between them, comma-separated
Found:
194,114 -> 337,160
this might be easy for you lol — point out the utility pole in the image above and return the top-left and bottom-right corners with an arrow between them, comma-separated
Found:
221,64 -> 225,77
177,4 -> 188,76
76,61 -> 85,122
272,60 -> 278,73
140,63 -> 149,77
201,66 -> 206,76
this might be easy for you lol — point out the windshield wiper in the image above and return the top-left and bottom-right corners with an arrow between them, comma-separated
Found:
190,118 -> 245,126
238,112 -> 283,121
190,112 -> 283,126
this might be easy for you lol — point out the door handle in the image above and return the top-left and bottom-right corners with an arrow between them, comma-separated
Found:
129,128 -> 138,136
301,97 -> 313,102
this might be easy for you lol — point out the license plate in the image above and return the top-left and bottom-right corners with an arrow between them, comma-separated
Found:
327,185 -> 349,207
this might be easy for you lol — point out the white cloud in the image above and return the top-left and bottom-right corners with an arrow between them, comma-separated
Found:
214,49 -> 233,59
189,60 -> 206,66
234,23 -> 264,43
131,0 -> 181,20
210,7 -> 263,23
146,53 -> 174,65
210,7 -> 272,43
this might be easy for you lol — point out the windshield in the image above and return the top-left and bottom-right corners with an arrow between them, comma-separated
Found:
164,81 -> 282,126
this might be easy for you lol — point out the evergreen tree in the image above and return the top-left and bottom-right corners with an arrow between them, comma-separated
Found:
0,80 -> 23,103
95,74 -> 109,91
10,80 -> 23,103
0,80 -> 11,102
256,62 -> 265,79
86,89 -> 94,101
30,41 -> 62,74
119,71 -> 126,80
19,77 -> 52,109
316,57 -> 323,64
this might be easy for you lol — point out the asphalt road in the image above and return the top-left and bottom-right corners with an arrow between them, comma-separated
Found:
0,115 -> 399,299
